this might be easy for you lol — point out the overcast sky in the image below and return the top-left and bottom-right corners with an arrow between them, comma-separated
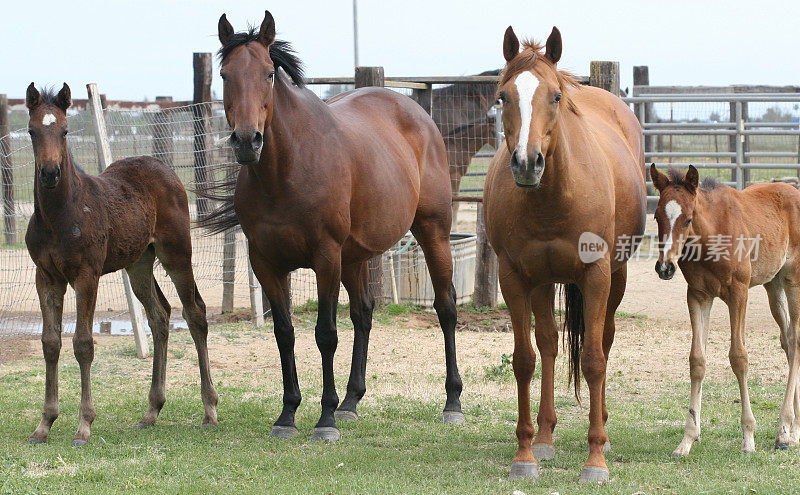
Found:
2,0 -> 798,100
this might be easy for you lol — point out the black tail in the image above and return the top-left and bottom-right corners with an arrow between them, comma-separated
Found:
562,283 -> 585,401
194,163 -> 240,235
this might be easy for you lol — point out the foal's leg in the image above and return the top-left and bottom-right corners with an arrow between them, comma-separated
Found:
726,283 -> 756,453
411,220 -> 463,422
156,242 -> 218,426
310,247 -> 343,441
530,283 -> 557,461
499,259 -> 538,480
578,261 -> 612,483
674,286 -> 713,457
776,281 -> 800,448
29,269 -> 66,444
249,254 -> 299,438
72,272 -> 100,446
336,261 -> 375,421
127,245 -> 171,427
765,280 -> 800,446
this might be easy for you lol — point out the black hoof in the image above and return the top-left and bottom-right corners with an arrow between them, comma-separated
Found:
270,425 -> 299,439
579,466 -> 609,483
311,427 -> 340,442
442,410 -> 465,424
509,462 -> 539,480
135,422 -> 152,430
776,442 -> 790,450
28,437 -> 46,445
334,410 -> 358,422
72,439 -> 88,447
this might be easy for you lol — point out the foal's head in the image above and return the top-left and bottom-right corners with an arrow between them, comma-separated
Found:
26,83 -> 72,189
497,26 -> 577,188
651,164 -> 700,280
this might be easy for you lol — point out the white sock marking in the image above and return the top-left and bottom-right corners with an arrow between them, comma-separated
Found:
514,71 -> 539,160
42,114 -> 56,126
662,199 -> 682,258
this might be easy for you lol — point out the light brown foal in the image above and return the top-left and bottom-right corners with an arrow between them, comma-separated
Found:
653,164 -> 800,454
484,27 -> 645,482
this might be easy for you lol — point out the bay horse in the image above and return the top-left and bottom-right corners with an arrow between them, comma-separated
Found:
483,27 -> 646,482
430,70 -> 500,230
201,11 -> 462,441
25,83 -> 218,446
652,164 -> 800,454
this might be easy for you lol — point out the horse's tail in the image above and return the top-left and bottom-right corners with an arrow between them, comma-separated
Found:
194,163 -> 240,235
562,283 -> 585,402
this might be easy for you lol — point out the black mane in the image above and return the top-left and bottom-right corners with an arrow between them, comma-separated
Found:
218,29 -> 305,87
38,86 -> 60,106
699,176 -> 723,191
667,166 -> 725,192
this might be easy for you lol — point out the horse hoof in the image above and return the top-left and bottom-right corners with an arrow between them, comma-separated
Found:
776,441 -> 790,450
201,422 -> 217,430
334,410 -> 358,422
28,437 -> 46,445
578,466 -> 609,483
270,425 -> 299,439
442,410 -> 465,425
311,427 -> 340,443
72,439 -> 88,447
532,443 -> 555,461
509,462 -> 539,480
135,422 -> 151,430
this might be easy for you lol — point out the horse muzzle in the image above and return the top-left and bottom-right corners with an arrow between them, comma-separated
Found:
39,167 -> 61,189
655,260 -> 676,280
230,129 -> 263,165
510,151 -> 545,188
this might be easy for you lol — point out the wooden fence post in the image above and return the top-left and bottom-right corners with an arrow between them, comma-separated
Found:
411,84 -> 432,115
633,66 -> 653,155
193,53 -> 212,216
246,241 -> 265,327
589,61 -> 620,96
0,94 -> 15,246
87,83 -> 149,359
473,203 -> 498,307
151,96 -> 174,167
355,66 -> 386,305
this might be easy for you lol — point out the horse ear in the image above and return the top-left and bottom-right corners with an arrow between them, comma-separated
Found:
26,83 -> 40,110
684,165 -> 699,194
650,164 -> 670,191
218,13 -> 234,45
55,83 -> 71,112
257,10 -> 276,47
545,27 -> 562,64
503,26 -> 519,63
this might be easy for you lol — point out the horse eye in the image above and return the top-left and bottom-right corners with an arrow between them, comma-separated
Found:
28,129 -> 34,137
267,71 -> 275,80
684,218 -> 692,227
220,73 -> 227,81
554,93 -> 562,103
62,129 -> 68,137
497,93 -> 506,103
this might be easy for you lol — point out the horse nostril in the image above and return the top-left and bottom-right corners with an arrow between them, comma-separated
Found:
535,152 -> 544,169
230,131 -> 240,145
252,131 -> 263,151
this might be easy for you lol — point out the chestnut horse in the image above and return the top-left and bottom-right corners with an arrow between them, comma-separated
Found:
652,165 -> 800,454
201,12 -> 462,441
484,27 -> 646,481
25,84 -> 217,445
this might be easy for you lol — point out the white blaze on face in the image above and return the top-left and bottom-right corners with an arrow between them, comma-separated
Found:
662,199 -> 683,259
42,114 -> 57,126
513,71 -> 539,159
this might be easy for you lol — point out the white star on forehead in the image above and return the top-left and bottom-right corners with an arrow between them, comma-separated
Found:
42,114 -> 57,126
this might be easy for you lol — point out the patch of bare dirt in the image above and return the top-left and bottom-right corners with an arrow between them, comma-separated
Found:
0,336 -> 39,365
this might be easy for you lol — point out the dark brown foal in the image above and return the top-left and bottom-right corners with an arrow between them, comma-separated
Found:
25,83 -> 217,446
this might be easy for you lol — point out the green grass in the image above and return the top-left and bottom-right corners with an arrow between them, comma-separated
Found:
2,325 -> 800,493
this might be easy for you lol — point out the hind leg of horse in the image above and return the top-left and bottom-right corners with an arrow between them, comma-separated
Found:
155,241 -> 218,426
72,272 -> 100,446
411,219 -> 463,422
310,246 -> 342,441
336,261 -> 375,420
776,280 -> 800,448
126,245 -> 171,427
726,283 -> 756,453
530,283 -> 557,461
598,266 -> 627,453
500,259 -> 537,479
674,286 -> 713,457
248,253 -> 300,438
578,261 -> 612,483
29,269 -> 66,444
765,279 -> 798,445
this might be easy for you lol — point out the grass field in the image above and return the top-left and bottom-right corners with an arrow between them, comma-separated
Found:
2,304 -> 800,494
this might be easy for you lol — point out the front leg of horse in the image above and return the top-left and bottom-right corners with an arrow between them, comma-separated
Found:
30,270 -> 66,444
311,251 -> 342,442
72,274 -> 100,446
499,264 -> 538,479
674,287 -> 712,457
578,264 -> 612,483
727,286 -> 757,453
531,284 -> 557,461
